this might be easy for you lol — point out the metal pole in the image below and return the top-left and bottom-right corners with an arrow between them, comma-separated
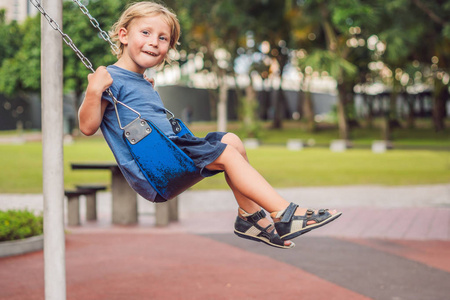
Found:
41,0 -> 66,299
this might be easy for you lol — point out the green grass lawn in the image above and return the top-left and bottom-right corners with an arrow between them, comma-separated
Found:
197,147 -> 450,189
0,132 -> 448,193
190,120 -> 450,148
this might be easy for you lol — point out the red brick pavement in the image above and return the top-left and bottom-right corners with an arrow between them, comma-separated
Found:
1,205 -> 449,299
0,233 -> 371,300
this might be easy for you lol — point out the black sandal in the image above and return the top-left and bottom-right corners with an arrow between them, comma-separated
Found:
271,203 -> 342,240
234,208 -> 295,249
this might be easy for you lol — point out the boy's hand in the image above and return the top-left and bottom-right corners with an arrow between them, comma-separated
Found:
144,74 -> 155,87
87,66 -> 113,95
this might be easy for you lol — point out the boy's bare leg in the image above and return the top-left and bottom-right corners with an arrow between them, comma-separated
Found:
208,145 -> 290,212
224,173 -> 293,247
208,133 -> 338,222
219,134 -> 267,212
217,134 -> 292,246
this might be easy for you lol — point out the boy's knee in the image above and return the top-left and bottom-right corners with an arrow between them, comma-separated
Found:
206,144 -> 239,171
222,133 -> 246,157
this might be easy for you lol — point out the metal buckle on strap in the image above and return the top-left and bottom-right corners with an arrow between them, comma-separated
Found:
123,118 -> 152,145
169,118 -> 182,134
165,109 -> 182,134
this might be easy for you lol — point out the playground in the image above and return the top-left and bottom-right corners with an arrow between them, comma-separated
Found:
0,0 -> 449,299
1,184 -> 450,299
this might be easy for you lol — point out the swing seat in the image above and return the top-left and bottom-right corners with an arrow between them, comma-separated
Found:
123,117 -> 203,201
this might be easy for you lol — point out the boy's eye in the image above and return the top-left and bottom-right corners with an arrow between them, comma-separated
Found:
159,36 -> 168,41
142,31 -> 150,35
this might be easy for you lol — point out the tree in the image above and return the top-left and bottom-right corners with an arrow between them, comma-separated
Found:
0,1 -> 124,101
0,13 -> 40,96
0,10 -> 22,65
172,0 -> 249,132
298,50 -> 357,132
294,0 -> 377,140
244,0 -> 294,129
367,0 -> 449,135
410,0 -> 450,131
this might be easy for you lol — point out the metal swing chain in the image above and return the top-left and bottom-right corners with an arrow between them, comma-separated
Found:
68,0 -> 177,124
70,0 -> 119,55
30,0 -> 95,73
29,0 -> 141,129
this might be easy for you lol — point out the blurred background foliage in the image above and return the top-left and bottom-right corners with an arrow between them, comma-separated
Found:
0,0 -> 448,193
0,0 -> 448,140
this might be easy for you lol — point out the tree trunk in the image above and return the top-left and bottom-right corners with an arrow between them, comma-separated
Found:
406,93 -> 415,129
233,75 -> 244,106
272,84 -> 287,129
271,53 -> 289,129
384,87 -> 401,141
381,117 -> 391,141
389,86 -> 399,125
364,93 -> 374,128
381,93 -> 392,141
258,89 -> 269,120
296,90 -> 303,119
337,83 -> 349,140
301,77 -> 315,132
207,89 -> 218,120
433,80 -> 448,131
242,84 -> 259,138
217,71 -> 228,132
302,91 -> 315,132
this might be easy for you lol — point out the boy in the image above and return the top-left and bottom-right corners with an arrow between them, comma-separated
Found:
79,2 -> 341,249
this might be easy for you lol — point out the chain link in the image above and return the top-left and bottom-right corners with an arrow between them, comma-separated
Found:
30,0 -> 142,128
71,0 -> 119,54
30,0 -> 95,73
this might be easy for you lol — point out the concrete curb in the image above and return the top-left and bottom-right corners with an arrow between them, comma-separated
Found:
0,235 -> 43,257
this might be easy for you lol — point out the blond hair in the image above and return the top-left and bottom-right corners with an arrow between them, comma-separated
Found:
110,1 -> 180,65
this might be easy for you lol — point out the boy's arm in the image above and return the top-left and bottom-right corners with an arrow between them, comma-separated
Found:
78,66 -> 113,136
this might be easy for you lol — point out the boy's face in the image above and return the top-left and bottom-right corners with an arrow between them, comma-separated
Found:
117,15 -> 171,74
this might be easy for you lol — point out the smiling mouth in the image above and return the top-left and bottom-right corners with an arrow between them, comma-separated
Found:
144,51 -> 158,57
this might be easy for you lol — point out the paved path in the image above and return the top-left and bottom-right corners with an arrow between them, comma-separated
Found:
2,184 -> 449,240
1,184 -> 450,299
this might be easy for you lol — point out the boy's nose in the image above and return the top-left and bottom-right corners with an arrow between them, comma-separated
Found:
148,36 -> 158,47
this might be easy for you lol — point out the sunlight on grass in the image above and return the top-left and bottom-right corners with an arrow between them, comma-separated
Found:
0,138 -> 114,193
194,147 -> 450,190
0,131 -> 449,193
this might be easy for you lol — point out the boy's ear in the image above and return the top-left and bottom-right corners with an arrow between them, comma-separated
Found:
118,27 -> 128,45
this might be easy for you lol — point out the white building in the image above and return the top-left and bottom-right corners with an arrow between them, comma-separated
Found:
0,0 -> 37,23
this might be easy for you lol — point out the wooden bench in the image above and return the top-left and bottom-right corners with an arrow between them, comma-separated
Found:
65,185 -> 107,226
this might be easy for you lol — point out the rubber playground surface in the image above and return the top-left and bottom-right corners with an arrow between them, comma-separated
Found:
1,185 -> 450,299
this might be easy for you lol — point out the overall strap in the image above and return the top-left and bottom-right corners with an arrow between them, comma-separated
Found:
165,109 -> 182,134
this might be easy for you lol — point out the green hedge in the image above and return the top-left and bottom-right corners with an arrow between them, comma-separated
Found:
0,210 -> 43,242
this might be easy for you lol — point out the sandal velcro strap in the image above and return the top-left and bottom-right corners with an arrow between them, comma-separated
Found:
280,203 -> 299,223
249,210 -> 266,223
274,205 -> 342,241
234,209 -> 295,249
308,209 -> 332,223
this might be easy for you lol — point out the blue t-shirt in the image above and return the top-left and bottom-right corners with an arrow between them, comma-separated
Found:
100,65 -> 172,201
